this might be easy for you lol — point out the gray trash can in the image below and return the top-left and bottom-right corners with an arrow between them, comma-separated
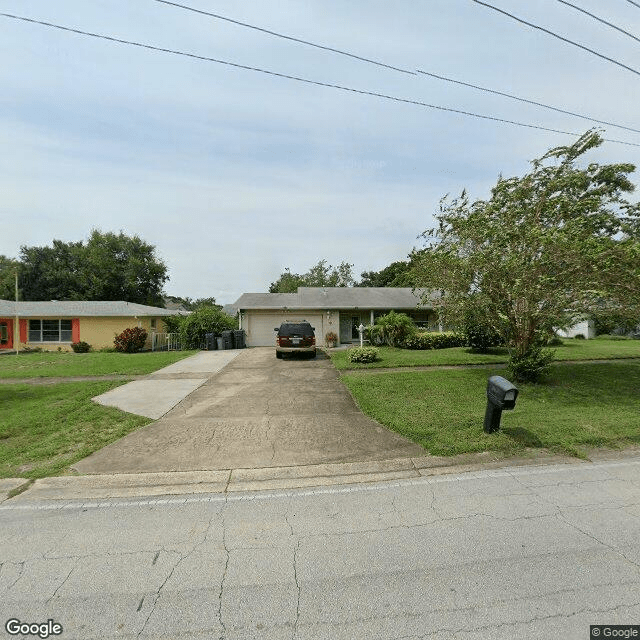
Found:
216,336 -> 224,350
221,330 -> 234,349
204,333 -> 217,350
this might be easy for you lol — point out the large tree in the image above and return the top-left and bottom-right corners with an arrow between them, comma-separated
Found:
0,255 -> 21,300
412,131 -> 640,381
20,230 -> 169,306
358,260 -> 415,287
269,260 -> 355,293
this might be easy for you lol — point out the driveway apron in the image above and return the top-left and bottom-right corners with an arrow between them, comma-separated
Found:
73,348 -> 424,473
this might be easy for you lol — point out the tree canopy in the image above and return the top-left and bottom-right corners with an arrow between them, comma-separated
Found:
269,260 -> 355,293
358,260 -> 415,287
19,230 -> 169,306
412,130 -> 640,380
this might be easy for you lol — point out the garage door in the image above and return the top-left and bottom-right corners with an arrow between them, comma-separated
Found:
245,313 -> 324,347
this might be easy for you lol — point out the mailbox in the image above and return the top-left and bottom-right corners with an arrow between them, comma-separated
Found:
484,375 -> 519,433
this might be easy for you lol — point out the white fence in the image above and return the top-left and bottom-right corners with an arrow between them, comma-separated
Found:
151,332 -> 182,351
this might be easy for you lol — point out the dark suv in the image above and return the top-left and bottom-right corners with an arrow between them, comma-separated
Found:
275,322 -> 316,358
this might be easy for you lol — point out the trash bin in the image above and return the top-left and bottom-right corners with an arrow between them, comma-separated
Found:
216,336 -> 224,350
204,333 -> 217,350
233,330 -> 246,349
221,330 -> 234,350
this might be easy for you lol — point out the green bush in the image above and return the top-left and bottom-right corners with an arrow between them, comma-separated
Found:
507,347 -> 555,383
547,335 -> 564,346
372,311 -> 416,347
71,341 -> 91,353
402,331 -> 466,350
177,307 -> 237,349
462,309 -> 503,352
114,327 -> 148,353
347,346 -> 380,363
574,334 -> 586,340
595,334 -> 631,341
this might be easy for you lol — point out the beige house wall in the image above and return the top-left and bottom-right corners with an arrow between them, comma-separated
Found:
17,316 -> 168,351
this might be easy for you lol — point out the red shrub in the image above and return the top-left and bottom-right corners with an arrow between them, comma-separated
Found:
114,327 -> 148,353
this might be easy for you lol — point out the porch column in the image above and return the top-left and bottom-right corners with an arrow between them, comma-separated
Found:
370,310 -> 374,324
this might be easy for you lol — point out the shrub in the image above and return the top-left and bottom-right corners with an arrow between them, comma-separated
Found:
402,331 -> 466,350
547,335 -> 564,346
347,346 -> 380,363
574,334 -> 586,340
507,347 -> 555,383
372,311 -> 416,347
71,341 -> 91,353
177,307 -> 237,349
462,309 -> 503,352
114,327 -> 148,353
325,331 -> 338,346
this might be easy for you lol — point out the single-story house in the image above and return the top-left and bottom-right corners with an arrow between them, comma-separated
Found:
0,300 -> 186,352
233,287 -> 438,347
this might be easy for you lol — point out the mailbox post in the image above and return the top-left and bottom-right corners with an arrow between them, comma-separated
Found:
484,375 -> 519,433
358,324 -> 365,347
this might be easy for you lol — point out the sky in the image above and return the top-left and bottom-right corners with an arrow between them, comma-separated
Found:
1,0 -> 639,305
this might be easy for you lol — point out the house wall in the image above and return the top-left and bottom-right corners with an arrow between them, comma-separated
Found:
16,316 -> 168,351
242,308 -> 437,347
557,319 -> 596,339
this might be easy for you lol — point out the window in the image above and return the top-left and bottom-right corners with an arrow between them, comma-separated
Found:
150,318 -> 157,330
28,319 -> 73,342
0,323 -> 8,345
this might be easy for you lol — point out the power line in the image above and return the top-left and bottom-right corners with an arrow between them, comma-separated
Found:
625,0 -> 640,8
150,0 -> 416,76
1,11 -> 639,147
150,0 -> 640,134
471,0 -> 640,77
556,0 -> 640,44
416,70 -> 640,134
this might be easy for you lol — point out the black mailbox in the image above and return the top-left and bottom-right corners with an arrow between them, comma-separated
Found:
484,375 -> 518,433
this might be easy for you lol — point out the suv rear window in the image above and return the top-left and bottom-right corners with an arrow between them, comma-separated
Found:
277,323 -> 314,337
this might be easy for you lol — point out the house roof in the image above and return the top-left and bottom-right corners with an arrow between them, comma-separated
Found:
234,287 -> 436,310
0,300 -> 186,317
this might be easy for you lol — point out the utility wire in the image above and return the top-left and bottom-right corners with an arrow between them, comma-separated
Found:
471,0 -> 640,77
556,0 -> 640,43
150,0 -> 640,134
151,0 -> 416,76
415,69 -> 640,134
1,12 -> 639,147
626,0 -> 640,8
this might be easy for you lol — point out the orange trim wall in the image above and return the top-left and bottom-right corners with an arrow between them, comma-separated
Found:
72,318 -> 80,342
19,319 -> 27,343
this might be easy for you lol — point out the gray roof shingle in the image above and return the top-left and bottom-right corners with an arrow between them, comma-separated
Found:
234,287 -> 435,310
0,300 -> 186,317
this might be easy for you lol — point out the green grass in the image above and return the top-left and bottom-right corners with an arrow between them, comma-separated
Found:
341,361 -> 640,458
0,350 -> 198,378
329,337 -> 639,370
0,381 -> 152,478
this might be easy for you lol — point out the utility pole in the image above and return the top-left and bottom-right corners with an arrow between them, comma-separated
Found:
14,268 -> 19,355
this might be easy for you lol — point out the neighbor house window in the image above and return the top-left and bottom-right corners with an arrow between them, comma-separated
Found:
28,319 -> 73,342
150,319 -> 157,330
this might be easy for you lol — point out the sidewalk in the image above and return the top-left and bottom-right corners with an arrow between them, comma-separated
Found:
91,349 -> 241,418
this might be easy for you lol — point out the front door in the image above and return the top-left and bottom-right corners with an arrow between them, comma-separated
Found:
351,315 -> 361,340
339,313 -> 352,343
0,319 -> 13,349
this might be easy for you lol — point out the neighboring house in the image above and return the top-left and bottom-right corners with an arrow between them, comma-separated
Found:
221,304 -> 239,318
0,300 -> 186,352
557,318 -> 596,339
234,287 -> 437,347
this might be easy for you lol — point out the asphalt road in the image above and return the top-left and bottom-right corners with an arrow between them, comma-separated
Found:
2,457 -> 640,639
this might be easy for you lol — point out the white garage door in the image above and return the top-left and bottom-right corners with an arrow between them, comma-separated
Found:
245,313 -> 324,347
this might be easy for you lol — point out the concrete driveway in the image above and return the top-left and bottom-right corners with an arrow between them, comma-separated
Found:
73,348 -> 424,474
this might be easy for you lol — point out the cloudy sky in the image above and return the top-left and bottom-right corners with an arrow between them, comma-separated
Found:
1,0 -> 639,305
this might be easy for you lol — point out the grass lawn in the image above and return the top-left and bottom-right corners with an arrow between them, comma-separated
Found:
0,381 -> 152,479
0,350 -> 198,378
329,337 -> 639,370
341,361 -> 640,458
